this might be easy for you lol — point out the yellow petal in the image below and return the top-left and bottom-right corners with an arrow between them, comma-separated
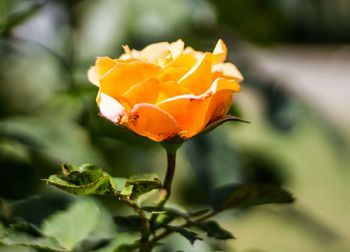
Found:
212,62 -> 244,82
95,57 -> 117,75
97,92 -> 127,124
100,60 -> 161,100
157,77 -> 240,138
157,94 -> 211,138
169,39 -> 184,59
178,53 -> 212,95
87,57 -> 117,86
126,103 -> 181,142
157,67 -> 189,82
212,39 -> 227,63
156,81 -> 192,104
87,66 -> 99,86
119,45 -> 139,60
165,53 -> 197,69
139,42 -> 170,63
121,78 -> 160,107
204,78 -> 240,123
206,90 -> 234,122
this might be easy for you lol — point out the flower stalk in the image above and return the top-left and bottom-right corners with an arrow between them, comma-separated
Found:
157,149 -> 177,207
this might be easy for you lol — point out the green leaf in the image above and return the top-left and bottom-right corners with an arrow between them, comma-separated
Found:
9,221 -> 43,238
61,163 -> 105,185
145,207 -> 188,230
125,174 -> 162,199
189,209 -> 210,217
153,213 -> 177,230
200,115 -> 250,135
0,223 -> 64,251
113,177 -> 128,192
41,199 -> 100,251
113,215 -> 143,233
211,183 -> 294,212
93,233 -> 138,252
120,185 -> 133,197
196,220 -> 234,240
141,206 -> 165,214
44,163 -> 115,196
167,226 -> 202,245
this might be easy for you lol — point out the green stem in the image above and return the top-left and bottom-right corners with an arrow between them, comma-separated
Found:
119,198 -> 151,251
157,150 -> 177,207
150,210 -> 216,245
147,146 -> 179,251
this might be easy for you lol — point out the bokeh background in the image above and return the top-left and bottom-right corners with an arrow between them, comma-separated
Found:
1,0 -> 350,251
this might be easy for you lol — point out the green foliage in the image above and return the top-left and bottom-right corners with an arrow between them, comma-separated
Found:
196,220 -> 234,240
211,183 -> 294,212
0,222 -> 64,251
93,233 -> 139,252
45,164 -> 162,204
9,221 -> 42,238
113,215 -> 143,232
125,175 -> 162,200
41,199 -> 100,251
167,226 -> 202,245
44,164 -> 114,196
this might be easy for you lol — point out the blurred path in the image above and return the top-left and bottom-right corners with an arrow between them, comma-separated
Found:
252,45 -> 350,134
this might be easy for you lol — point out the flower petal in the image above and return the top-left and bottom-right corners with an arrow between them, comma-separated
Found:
178,53 -> 212,95
100,60 -> 161,100
204,78 -> 241,123
126,103 -> 181,142
212,62 -> 244,82
169,39 -> 185,59
87,66 -> 99,86
87,57 -> 117,86
121,78 -> 160,107
156,81 -> 192,104
157,94 -> 211,138
97,92 -> 127,124
157,67 -> 189,82
96,57 -> 117,76
212,39 -> 227,63
157,78 -> 240,138
165,53 -> 197,69
139,42 -> 170,63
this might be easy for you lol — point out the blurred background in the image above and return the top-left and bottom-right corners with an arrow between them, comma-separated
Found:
0,0 -> 350,251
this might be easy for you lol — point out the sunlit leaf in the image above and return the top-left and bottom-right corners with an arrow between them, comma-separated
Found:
211,183 -> 294,212
125,174 -> 162,199
44,163 -> 115,196
93,233 -> 138,252
0,223 -> 64,252
41,199 -> 100,251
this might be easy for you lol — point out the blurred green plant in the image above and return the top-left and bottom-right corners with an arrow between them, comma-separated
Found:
38,161 -> 293,251
1,0 -> 349,251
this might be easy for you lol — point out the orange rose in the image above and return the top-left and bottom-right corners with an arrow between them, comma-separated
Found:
88,39 -> 243,142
